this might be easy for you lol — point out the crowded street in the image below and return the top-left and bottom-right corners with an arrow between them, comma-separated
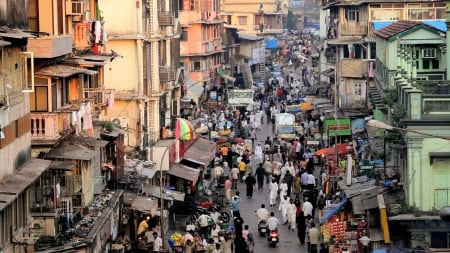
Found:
228,121 -> 314,253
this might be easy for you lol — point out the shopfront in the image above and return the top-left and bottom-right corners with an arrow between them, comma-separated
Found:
322,180 -> 391,253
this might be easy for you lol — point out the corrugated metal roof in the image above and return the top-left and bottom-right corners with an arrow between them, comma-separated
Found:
35,65 -> 98,78
238,32 -> 263,41
0,40 -> 10,46
183,138 -> 215,166
49,161 -> 75,171
0,28 -> 36,39
168,163 -> 200,184
46,143 -> 96,160
0,159 -> 51,211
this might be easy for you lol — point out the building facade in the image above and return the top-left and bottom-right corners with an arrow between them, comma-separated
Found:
320,0 -> 446,116
221,0 -> 285,35
99,0 -> 182,172
374,20 -> 450,248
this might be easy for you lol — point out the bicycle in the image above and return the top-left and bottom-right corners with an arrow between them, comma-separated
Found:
207,188 -> 228,207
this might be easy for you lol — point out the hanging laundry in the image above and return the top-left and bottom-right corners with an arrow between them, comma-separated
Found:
83,102 -> 94,136
108,90 -> 115,109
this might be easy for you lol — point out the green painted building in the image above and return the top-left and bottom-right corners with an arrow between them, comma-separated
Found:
373,20 -> 450,248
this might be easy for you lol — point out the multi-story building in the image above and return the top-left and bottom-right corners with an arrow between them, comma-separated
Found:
99,0 -> 182,172
373,20 -> 450,248
0,2 -> 53,252
179,0 -> 224,106
221,0 -> 286,36
320,0 -> 446,116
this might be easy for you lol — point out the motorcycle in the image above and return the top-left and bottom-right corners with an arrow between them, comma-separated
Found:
267,229 -> 279,247
257,220 -> 267,236
210,203 -> 231,223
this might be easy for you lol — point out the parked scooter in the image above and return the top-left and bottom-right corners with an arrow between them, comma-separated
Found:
257,220 -> 267,236
267,229 -> 279,247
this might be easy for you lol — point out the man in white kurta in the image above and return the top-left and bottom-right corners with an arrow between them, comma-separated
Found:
279,195 -> 290,224
269,180 -> 279,207
287,199 -> 297,231
254,143 -> 263,165
278,180 -> 288,211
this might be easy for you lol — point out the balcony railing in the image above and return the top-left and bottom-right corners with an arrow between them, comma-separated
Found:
159,67 -> 177,82
27,35 -> 73,58
341,22 -> 368,36
83,87 -> 114,108
159,11 -> 175,26
415,81 -> 450,95
73,22 -> 90,49
31,113 -> 59,140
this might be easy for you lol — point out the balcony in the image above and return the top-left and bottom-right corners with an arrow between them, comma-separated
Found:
415,81 -> 450,95
64,175 -> 82,195
73,22 -> 90,49
159,11 -> 175,26
83,87 -> 114,109
341,22 -> 368,36
159,66 -> 177,82
339,59 -> 368,78
31,113 -> 60,143
27,35 -> 73,58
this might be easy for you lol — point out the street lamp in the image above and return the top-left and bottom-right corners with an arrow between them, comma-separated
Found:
367,119 -> 450,221
158,130 -> 196,250
367,120 -> 450,140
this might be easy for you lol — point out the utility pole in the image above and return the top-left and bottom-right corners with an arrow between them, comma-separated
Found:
334,47 -> 339,168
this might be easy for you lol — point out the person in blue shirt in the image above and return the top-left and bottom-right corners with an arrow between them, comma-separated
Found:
231,192 -> 241,217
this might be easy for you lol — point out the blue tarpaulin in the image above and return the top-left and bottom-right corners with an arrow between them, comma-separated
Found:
265,38 -> 278,50
373,20 -> 446,32
320,198 -> 348,224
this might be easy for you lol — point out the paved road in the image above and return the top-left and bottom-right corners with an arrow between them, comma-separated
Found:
224,121 -> 310,253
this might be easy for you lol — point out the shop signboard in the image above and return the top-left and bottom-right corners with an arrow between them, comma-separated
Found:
325,118 -> 351,136
210,91 -> 217,100
228,89 -> 254,106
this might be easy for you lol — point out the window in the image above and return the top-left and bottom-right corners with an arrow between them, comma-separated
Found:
30,86 -> 48,112
422,59 -> 440,70
238,16 -> 247,25
422,48 -> 437,58
343,44 -> 362,59
346,7 -> 360,22
191,61 -> 201,71
355,83 -> 362,96
181,30 -> 188,41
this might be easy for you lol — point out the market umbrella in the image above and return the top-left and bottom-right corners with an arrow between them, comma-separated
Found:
175,118 -> 196,140
314,145 -> 347,156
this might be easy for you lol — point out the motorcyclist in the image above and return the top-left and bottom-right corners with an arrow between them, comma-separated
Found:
266,211 -> 280,236
255,204 -> 269,223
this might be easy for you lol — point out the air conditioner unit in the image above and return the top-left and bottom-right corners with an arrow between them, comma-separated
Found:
112,117 -> 129,129
66,0 -> 84,15
60,198 -> 73,214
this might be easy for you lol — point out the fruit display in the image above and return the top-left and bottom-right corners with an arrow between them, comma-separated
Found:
169,232 -> 184,246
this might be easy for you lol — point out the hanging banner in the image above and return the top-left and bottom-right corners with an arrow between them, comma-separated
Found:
228,89 -> 254,106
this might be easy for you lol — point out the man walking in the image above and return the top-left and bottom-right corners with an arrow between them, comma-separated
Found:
308,223 -> 320,253
255,163 -> 265,189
